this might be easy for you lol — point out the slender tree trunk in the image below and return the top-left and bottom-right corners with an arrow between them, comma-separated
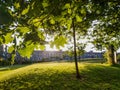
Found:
114,51 -> 117,64
72,19 -> 81,79
79,50 -> 81,61
107,44 -> 115,65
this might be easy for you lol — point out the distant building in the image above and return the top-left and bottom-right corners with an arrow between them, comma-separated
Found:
80,51 -> 103,59
0,44 -> 9,60
30,50 -> 103,61
0,45 -> 4,57
0,44 -> 104,63
30,50 -> 64,62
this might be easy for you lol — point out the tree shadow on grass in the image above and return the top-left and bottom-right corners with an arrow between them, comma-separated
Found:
0,69 -> 80,90
80,64 -> 120,90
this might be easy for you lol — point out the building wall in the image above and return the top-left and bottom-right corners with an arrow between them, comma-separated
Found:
0,44 -> 104,62
30,50 -> 64,61
0,44 -> 8,59
30,50 -> 103,61
80,51 -> 103,59
0,45 -> 4,57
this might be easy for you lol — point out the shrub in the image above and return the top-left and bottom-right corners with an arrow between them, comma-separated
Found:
22,59 -> 32,64
0,59 -> 10,66
103,51 -> 107,62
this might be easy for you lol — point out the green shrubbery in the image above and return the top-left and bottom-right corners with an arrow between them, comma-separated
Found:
21,59 -> 32,64
0,58 -> 10,66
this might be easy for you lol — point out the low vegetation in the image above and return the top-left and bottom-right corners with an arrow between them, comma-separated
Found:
0,62 -> 120,90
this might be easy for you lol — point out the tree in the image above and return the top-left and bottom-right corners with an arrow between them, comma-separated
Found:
89,1 -> 120,65
2,0 -> 92,78
90,21 -> 120,65
55,1 -> 90,78
77,43 -> 86,60
0,0 -> 96,78
20,0 -> 90,78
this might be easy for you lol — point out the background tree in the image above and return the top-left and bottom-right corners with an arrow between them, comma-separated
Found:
88,1 -> 120,65
77,42 -> 86,60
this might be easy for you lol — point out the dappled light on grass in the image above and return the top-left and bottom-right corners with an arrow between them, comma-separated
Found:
0,62 -> 120,90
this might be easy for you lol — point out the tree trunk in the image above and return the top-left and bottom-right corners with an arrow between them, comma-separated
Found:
79,51 -> 81,61
107,45 -> 115,65
114,51 -> 117,64
72,19 -> 81,79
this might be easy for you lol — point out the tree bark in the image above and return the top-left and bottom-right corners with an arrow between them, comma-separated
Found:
72,19 -> 81,79
107,44 -> 115,65
114,51 -> 117,64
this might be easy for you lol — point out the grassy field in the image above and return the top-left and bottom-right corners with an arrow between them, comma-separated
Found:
0,61 -> 120,90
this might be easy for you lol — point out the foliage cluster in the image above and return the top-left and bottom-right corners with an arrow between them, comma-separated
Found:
0,59 -> 10,66
0,57 -> 12,66
0,0 -> 120,65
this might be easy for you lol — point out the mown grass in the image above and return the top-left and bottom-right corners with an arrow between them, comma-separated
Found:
0,62 -> 120,90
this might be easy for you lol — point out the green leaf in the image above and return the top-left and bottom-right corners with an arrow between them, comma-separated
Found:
80,8 -> 86,15
68,9 -> 72,14
64,3 -> 70,9
14,2 -> 20,9
76,15 -> 82,22
38,31 -> 45,40
16,27 -> 30,35
50,36 -> 67,49
39,45 -> 45,50
32,18 -> 40,27
18,42 -> 35,58
21,5 -> 30,15
42,2 -> 49,8
8,46 -> 14,53
4,33 -> 13,44
50,19 -> 55,24
61,11 -> 67,16
96,10 -> 100,14
67,19 -> 72,30
35,23 -> 42,28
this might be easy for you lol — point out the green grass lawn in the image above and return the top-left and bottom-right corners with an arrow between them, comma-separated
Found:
0,62 -> 120,90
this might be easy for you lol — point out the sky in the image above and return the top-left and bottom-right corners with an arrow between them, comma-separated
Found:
45,43 -> 120,53
45,43 -> 103,52
44,34 -> 120,52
